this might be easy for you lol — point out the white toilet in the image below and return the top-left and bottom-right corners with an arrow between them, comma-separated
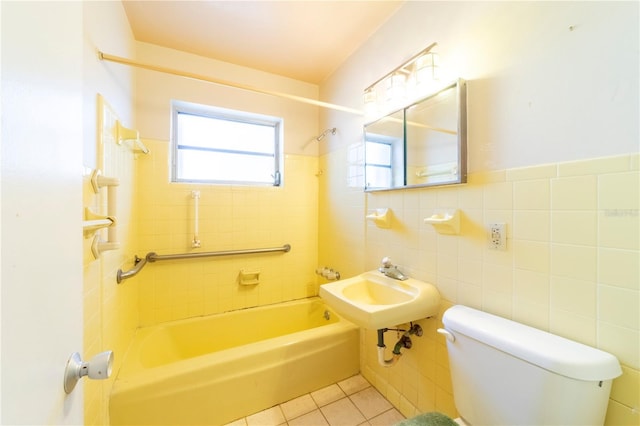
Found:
438,305 -> 622,426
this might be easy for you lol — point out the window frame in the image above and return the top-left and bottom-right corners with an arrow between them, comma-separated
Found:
364,134 -> 396,190
171,100 -> 283,186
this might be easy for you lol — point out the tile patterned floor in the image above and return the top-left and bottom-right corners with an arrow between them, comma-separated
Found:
225,374 -> 406,426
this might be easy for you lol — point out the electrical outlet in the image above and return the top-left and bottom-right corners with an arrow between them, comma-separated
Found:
488,223 -> 506,250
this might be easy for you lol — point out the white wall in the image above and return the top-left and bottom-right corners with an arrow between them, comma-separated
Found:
318,0 -> 639,284
134,41 -> 320,156
322,1 -> 639,170
1,1 -> 136,423
83,1 -> 136,168
1,2 -> 84,424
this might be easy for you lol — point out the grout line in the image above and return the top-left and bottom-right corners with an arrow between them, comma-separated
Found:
237,376 -> 404,426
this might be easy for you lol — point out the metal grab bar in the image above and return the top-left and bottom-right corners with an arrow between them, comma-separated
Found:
116,244 -> 291,284
147,244 -> 290,262
116,255 -> 147,284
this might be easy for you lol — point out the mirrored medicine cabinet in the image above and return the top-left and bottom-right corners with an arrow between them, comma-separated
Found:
364,78 -> 467,191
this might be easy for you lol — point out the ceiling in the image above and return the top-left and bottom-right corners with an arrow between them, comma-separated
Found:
121,1 -> 403,84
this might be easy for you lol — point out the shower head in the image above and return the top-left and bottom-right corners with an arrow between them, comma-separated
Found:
301,127 -> 337,150
315,127 -> 337,141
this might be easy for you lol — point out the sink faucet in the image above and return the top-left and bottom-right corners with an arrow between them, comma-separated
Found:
378,257 -> 408,281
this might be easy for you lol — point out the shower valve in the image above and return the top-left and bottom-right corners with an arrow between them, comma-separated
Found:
316,266 -> 340,281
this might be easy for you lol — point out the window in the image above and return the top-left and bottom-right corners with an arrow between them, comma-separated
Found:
364,135 -> 394,189
171,101 -> 282,185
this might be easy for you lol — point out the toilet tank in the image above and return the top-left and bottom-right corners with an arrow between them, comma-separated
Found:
440,305 -> 622,426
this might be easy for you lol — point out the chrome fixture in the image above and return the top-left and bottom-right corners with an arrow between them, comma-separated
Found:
301,128 -> 337,149
316,266 -> 340,281
364,42 -> 441,120
117,255 -> 148,283
378,257 -> 407,281
117,244 -> 291,283
64,350 -> 114,394
377,323 -> 423,367
315,127 -> 336,141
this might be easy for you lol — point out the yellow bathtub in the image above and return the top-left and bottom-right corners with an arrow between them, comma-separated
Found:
110,297 -> 360,425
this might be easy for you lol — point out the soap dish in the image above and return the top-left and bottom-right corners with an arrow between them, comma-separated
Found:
424,210 -> 460,235
239,269 -> 260,285
366,208 -> 391,228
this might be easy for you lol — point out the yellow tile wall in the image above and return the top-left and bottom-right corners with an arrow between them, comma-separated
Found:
133,139 -> 319,325
82,96 -> 139,425
321,152 -> 639,423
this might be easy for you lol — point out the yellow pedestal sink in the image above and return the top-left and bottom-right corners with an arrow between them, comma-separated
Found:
319,270 -> 440,329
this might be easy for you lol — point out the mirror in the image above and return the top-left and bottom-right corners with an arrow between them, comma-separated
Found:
364,79 -> 467,191
364,109 -> 404,189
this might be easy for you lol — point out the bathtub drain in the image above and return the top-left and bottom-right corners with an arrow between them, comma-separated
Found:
324,310 -> 331,320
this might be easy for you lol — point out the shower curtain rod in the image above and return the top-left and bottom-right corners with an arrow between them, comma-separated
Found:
98,51 -> 363,116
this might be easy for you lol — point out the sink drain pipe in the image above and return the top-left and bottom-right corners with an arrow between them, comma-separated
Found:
377,323 -> 423,367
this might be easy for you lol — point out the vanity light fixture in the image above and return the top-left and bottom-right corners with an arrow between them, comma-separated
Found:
363,88 -> 377,117
364,42 -> 441,121
415,51 -> 440,89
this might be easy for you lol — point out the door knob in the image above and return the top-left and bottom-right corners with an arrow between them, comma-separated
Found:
63,350 -> 113,394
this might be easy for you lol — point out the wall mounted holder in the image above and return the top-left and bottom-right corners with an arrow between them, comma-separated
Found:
424,209 -> 460,235
366,208 -> 391,228
191,190 -> 201,248
90,169 -> 119,193
239,269 -> 260,285
116,120 -> 149,154
91,235 -> 121,259
88,169 -> 121,257
82,207 -> 115,238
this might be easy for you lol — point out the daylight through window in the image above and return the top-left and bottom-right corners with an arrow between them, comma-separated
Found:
171,101 -> 282,185
365,137 -> 393,189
